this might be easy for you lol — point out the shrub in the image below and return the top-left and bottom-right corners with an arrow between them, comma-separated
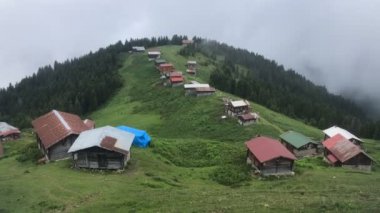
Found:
16,143 -> 43,163
210,164 -> 251,186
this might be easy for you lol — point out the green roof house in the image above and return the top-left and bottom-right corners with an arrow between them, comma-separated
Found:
279,131 -> 319,157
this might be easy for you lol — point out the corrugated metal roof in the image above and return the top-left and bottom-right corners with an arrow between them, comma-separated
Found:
326,154 -> 338,164
246,136 -> 296,163
32,110 -> 91,148
68,126 -> 134,155
279,131 -> 317,149
323,126 -> 362,142
195,87 -> 216,92
132,46 -> 145,51
323,134 -> 373,163
238,113 -> 257,121
0,122 -> 20,137
184,83 -> 210,89
170,76 -> 184,83
230,100 -> 249,108
169,71 -> 183,77
322,134 -> 346,149
148,51 -> 161,55
187,61 -> 197,64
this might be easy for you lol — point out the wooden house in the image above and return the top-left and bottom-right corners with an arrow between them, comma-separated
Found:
132,46 -> 145,52
32,110 -> 93,161
154,59 -> 167,69
182,39 -> 193,46
168,72 -> 184,87
194,87 -> 216,97
237,113 -> 258,126
246,136 -> 296,176
323,126 -> 363,147
322,134 -> 374,171
148,51 -> 161,61
279,131 -> 318,157
159,63 -> 175,75
226,100 -> 250,116
184,83 -> 215,97
68,126 -> 134,170
0,122 -> 21,141
187,61 -> 197,69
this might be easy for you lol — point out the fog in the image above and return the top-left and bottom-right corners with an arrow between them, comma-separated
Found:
1,0 -> 379,116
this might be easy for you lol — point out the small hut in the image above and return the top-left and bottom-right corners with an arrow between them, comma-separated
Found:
182,39 -> 193,46
154,59 -> 167,68
322,134 -> 374,171
323,126 -> 363,147
159,63 -> 175,75
68,126 -> 135,170
0,122 -> 21,141
246,136 -> 296,176
184,83 -> 215,96
148,51 -> 161,61
279,131 -> 318,157
132,46 -> 145,52
32,110 -> 92,161
168,72 -> 184,87
237,113 -> 258,126
226,100 -> 250,116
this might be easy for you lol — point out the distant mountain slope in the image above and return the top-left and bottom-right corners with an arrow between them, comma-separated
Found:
179,39 -> 380,139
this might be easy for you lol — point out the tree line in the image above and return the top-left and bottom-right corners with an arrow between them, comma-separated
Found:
180,39 -> 380,139
0,35 -> 188,128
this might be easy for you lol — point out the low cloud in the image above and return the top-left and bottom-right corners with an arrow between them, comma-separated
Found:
1,0 -> 379,116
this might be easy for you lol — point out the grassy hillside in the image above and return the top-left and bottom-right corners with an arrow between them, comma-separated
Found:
1,45 -> 380,212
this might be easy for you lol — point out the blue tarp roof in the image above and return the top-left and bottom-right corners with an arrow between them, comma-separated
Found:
116,125 -> 151,148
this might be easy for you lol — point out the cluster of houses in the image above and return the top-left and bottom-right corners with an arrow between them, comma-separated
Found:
224,99 -> 260,126
245,126 -> 374,176
31,109 -> 151,169
133,45 -> 216,97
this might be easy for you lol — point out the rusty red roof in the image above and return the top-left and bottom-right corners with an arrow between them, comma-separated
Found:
169,71 -> 183,77
100,136 -> 129,155
159,63 -> 174,68
323,134 -> 373,163
246,136 -> 296,163
238,113 -> 256,121
170,76 -> 184,83
322,134 -> 346,149
32,110 -> 91,149
0,122 -> 20,137
326,154 -> 338,164
195,87 -> 216,92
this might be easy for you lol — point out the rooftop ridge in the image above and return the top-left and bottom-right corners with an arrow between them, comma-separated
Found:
53,110 -> 71,131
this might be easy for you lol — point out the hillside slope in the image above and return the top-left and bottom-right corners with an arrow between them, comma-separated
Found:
1,45 -> 380,212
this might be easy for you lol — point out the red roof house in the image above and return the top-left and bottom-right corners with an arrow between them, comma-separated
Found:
32,110 -> 92,161
322,134 -> 374,171
246,136 -> 296,176
0,122 -> 21,141
159,63 -> 174,74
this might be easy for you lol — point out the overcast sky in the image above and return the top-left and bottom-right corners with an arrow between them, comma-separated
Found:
1,0 -> 379,114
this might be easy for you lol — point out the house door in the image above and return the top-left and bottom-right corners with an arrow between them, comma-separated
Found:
98,154 -> 108,168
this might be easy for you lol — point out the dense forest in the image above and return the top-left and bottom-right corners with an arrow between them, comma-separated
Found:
180,39 -> 380,139
0,35 -> 188,128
